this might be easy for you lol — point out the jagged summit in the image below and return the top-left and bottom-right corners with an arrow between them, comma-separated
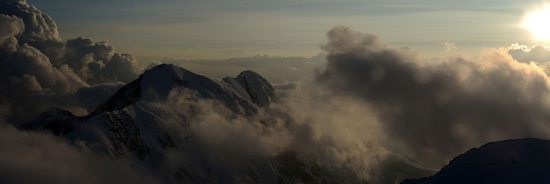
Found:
402,138 -> 550,184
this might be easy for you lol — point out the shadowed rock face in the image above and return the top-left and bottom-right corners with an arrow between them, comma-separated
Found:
403,138 -> 550,184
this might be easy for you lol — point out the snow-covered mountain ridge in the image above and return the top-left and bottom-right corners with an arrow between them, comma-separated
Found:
20,64 -> 347,183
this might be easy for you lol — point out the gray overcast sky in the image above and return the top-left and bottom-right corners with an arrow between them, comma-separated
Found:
30,0 -> 548,61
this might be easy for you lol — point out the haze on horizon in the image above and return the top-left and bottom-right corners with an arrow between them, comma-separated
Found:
30,0 -> 547,61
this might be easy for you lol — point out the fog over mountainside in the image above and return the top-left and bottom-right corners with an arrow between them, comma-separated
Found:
4,0 -> 550,184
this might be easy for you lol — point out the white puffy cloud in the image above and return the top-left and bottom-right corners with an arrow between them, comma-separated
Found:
508,43 -> 550,63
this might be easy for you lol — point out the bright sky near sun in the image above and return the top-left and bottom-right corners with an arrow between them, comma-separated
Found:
522,5 -> 550,41
29,0 -> 550,61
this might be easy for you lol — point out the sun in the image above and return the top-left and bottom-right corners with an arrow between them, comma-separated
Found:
522,6 -> 550,41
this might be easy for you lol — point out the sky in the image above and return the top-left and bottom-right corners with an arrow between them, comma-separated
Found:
29,0 -> 547,61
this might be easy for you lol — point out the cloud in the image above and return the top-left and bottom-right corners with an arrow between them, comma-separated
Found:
0,14 -> 23,44
63,37 -> 141,84
317,26 -> 550,167
508,43 -> 550,63
0,14 -> 89,123
101,53 -> 141,82
0,0 -> 142,123
146,82 -> 428,183
281,85 -> 394,182
0,0 -> 60,42
441,41 -> 458,52
0,105 -> 161,184
149,89 -> 290,168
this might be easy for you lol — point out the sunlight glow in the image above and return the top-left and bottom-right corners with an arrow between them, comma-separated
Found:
522,6 -> 550,41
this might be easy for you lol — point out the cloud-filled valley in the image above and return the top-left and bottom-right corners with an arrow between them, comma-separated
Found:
4,0 -> 550,184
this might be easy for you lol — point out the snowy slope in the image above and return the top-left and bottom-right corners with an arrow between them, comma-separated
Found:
90,64 -> 266,117
402,138 -> 550,184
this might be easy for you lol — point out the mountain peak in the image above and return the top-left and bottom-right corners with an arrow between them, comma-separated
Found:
403,138 -> 550,184
237,70 -> 262,78
87,63 -> 277,118
146,63 -> 191,75
139,63 -> 205,97
235,70 -> 278,107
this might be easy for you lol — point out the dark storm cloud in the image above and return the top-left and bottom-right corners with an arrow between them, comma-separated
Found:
317,26 -> 550,166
